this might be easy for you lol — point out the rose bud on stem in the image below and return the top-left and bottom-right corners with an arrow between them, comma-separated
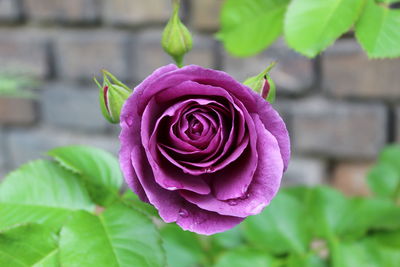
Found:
244,62 -> 277,103
94,70 -> 131,124
162,0 -> 193,67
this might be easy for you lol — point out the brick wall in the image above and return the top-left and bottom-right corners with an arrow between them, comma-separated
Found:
0,0 -> 399,195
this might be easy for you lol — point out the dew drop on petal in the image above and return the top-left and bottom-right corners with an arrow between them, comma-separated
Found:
125,115 -> 134,127
227,199 -> 238,206
241,186 -> 248,195
203,167 -> 214,173
166,187 -> 178,190
178,209 -> 189,218
164,181 -> 183,190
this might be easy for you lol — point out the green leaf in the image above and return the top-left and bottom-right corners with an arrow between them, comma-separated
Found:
368,230 -> 400,249
0,160 -> 94,231
379,145 -> 400,173
218,0 -> 290,57
59,204 -> 165,267
284,0 -> 365,57
307,187 -> 400,240
331,240 -> 374,267
122,190 -> 158,217
355,0 -> 400,58
367,145 -> 400,201
0,224 -> 58,267
48,146 -> 123,206
367,163 -> 400,199
287,253 -> 326,267
160,224 -> 204,267
283,186 -> 314,202
212,226 -> 244,250
214,247 -> 276,267
242,191 -> 311,255
356,198 -> 400,231
331,238 -> 400,267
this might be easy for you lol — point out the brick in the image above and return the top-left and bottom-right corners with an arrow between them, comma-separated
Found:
133,30 -> 216,81
0,97 -> 37,125
282,157 -> 327,186
0,0 -> 21,22
6,126 -> 119,168
190,0 -> 223,32
103,0 -> 170,26
0,30 -> 48,78
397,107 -> 400,142
41,83 -> 108,132
324,39 -> 400,99
24,0 -> 100,23
332,162 -> 373,196
223,39 -> 314,95
55,30 -> 129,81
273,99 -> 295,130
291,98 -> 387,159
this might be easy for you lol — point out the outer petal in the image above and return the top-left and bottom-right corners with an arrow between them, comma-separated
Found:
119,64 -> 179,201
130,145 -> 243,235
134,65 -> 258,114
181,115 -> 284,217
176,202 -> 244,235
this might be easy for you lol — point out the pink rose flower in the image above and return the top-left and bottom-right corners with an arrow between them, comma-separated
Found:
119,64 -> 290,235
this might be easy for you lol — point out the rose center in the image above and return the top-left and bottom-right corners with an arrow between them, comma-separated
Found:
188,117 -> 203,136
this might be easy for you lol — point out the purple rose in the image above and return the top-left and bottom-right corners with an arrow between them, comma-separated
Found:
119,65 -> 290,235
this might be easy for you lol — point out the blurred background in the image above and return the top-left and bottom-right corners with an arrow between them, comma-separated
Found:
0,0 -> 399,197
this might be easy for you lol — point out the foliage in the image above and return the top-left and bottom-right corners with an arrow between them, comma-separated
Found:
218,0 -> 400,58
158,145 -> 400,266
1,145 -> 400,266
0,146 -> 165,267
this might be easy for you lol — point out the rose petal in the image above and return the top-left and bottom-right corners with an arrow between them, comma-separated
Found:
130,146 -> 181,223
157,81 -> 251,175
142,98 -> 211,194
210,107 -> 258,201
135,65 -> 257,114
176,202 -> 244,236
130,145 -> 243,235
180,114 -> 284,217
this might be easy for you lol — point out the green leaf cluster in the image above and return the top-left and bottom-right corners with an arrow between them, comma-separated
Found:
0,146 -> 164,267
1,144 -> 400,266
159,145 -> 400,267
218,0 -> 400,58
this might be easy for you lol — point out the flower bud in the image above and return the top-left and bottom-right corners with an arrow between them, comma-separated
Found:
94,70 -> 131,124
162,1 -> 193,67
243,62 -> 277,103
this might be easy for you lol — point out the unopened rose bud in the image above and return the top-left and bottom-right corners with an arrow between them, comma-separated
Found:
94,70 -> 131,124
243,62 -> 277,103
162,0 -> 193,67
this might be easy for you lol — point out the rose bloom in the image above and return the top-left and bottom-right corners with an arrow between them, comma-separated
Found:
120,64 -> 290,235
